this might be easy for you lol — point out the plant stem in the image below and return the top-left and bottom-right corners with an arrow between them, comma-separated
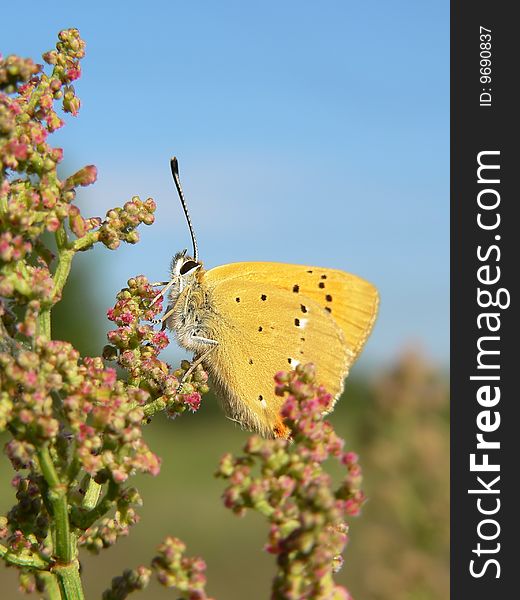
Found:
128,395 -> 168,418
55,224 -> 69,251
37,446 -> 87,600
52,561 -> 85,600
37,226 -> 74,339
72,480 -> 119,530
37,446 -> 73,564
143,396 -> 168,417
51,226 -> 101,301
39,572 -> 63,600
82,478 -> 102,510
71,230 -> 99,251
37,309 -> 51,339
34,229 -> 89,600
53,247 -> 75,303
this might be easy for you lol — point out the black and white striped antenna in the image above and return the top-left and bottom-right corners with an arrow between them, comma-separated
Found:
170,157 -> 199,262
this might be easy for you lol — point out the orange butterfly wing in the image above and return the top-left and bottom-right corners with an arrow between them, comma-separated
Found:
198,276 -> 349,437
206,262 -> 379,361
200,263 -> 378,437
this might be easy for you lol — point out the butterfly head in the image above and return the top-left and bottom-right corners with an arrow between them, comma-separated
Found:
168,249 -> 204,300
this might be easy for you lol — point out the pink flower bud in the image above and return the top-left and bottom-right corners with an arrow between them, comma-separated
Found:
63,165 -> 97,190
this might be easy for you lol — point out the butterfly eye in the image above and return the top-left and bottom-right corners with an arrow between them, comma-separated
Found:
180,260 -> 200,275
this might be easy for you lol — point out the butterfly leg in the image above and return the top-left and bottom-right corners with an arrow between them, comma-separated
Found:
152,304 -> 176,329
150,279 -> 176,307
154,289 -> 191,328
179,337 -> 218,384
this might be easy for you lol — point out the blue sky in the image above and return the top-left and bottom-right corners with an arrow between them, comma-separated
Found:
3,1 -> 449,365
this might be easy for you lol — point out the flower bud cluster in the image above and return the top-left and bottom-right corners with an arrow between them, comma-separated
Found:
7,474 -> 50,546
216,363 -> 365,600
42,28 -> 85,90
96,198 -> 156,250
97,536 -> 215,600
0,55 -> 40,94
78,487 -> 142,554
151,536 -> 214,600
0,340 -> 68,445
102,566 -> 152,600
104,275 -> 209,418
62,355 -> 161,483
1,336 -> 161,484
1,29 -> 88,247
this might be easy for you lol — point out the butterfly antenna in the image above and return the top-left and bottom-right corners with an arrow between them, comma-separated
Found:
170,157 -> 199,262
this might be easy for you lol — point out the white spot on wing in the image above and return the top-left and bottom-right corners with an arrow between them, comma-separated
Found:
260,398 -> 267,408
300,318 -> 308,329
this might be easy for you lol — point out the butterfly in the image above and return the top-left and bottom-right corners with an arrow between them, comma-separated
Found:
153,158 -> 379,438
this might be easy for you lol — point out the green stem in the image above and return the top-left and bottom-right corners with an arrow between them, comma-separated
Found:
127,395 -> 169,419
251,498 -> 276,519
71,480 -> 119,530
0,190 -> 7,214
37,447 -> 86,599
53,249 -> 74,303
37,309 -> 51,339
0,543 -> 50,569
55,224 -> 69,251
82,478 -> 103,510
36,227 -> 75,336
37,446 -> 73,564
52,562 -> 85,600
38,572 -> 63,600
142,396 -> 168,417
51,226 -> 101,301
71,230 -> 99,252
53,221 -> 100,299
